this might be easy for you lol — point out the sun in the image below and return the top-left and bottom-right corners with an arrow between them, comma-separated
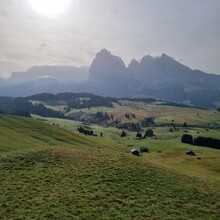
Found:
28,0 -> 71,16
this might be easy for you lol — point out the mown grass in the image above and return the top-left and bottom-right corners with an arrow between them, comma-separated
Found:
0,147 -> 219,220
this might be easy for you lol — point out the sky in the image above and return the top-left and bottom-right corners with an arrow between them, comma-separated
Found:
0,0 -> 220,78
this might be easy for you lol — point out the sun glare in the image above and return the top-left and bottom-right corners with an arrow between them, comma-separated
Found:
28,0 -> 71,16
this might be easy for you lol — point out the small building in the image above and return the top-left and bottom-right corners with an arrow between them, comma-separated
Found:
139,147 -> 149,153
131,148 -> 140,156
185,149 -> 196,156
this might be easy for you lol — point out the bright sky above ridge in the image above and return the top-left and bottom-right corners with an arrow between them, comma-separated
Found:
0,0 -> 220,78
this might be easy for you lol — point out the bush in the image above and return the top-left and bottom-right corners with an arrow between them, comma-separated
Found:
136,132 -> 142,139
121,131 -> 127,137
181,134 -> 193,144
194,137 -> 220,150
144,129 -> 154,137
120,131 -> 127,138
12,111 -> 31,118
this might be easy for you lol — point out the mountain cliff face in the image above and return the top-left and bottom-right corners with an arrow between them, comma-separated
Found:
87,49 -> 133,97
0,49 -> 219,108
87,51 -> 220,107
127,53 -> 220,87
89,49 -> 126,82
126,53 -> 220,107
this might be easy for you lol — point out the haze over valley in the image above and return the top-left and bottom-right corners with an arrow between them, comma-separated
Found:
1,49 -> 220,108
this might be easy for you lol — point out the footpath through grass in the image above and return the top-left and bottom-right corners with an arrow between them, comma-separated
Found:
0,147 -> 220,220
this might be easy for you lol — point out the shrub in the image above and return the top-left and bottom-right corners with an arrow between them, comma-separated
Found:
144,129 -> 154,137
181,134 -> 193,144
194,137 -> 220,150
120,131 -> 127,138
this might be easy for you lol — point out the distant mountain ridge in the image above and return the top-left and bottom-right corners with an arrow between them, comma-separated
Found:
10,65 -> 89,84
0,49 -> 219,108
87,50 -> 220,108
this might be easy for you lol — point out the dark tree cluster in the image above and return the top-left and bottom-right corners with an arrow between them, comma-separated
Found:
28,93 -> 57,101
10,111 -> 31,118
0,109 -> 6,114
120,130 -> 127,138
32,104 -> 65,118
120,97 -> 157,104
136,132 -> 142,139
141,117 -> 155,127
29,93 -> 115,109
77,126 -> 94,136
181,134 -> 193,145
96,111 -> 110,120
194,137 -> 220,150
118,123 -> 141,132
181,134 -> 220,150
183,122 -> 188,127
0,97 -> 64,118
160,102 -> 195,108
135,129 -> 154,140
144,129 -> 154,137
125,113 -> 136,119
67,97 -> 113,109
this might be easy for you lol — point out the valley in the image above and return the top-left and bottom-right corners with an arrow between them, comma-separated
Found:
0,94 -> 219,219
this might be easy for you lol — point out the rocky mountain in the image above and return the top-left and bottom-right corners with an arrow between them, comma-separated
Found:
87,49 -> 133,97
84,50 -> 220,107
126,53 -> 220,107
9,65 -> 89,84
0,49 -> 219,108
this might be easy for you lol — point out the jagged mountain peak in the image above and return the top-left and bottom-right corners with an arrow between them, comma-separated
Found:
96,49 -> 111,58
1,49 -> 220,108
128,59 -> 139,67
140,55 -> 154,64
127,59 -> 140,73
89,49 -> 126,81
160,53 -> 172,60
159,53 -> 180,64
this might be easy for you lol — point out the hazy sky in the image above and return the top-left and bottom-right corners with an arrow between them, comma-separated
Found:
0,0 -> 220,78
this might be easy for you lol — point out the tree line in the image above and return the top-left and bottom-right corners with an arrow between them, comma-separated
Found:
181,134 -> 220,150
0,97 -> 64,118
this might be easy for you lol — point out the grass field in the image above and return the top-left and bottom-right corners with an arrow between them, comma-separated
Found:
0,147 -> 220,220
0,114 -> 105,153
0,110 -> 220,219
39,99 -> 220,129
32,115 -> 220,184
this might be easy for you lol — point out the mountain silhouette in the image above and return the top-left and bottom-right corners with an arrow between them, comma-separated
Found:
0,49 -> 219,108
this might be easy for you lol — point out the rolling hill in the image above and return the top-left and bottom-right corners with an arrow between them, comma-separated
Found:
0,113 -> 220,219
0,114 -> 96,153
0,104 -> 220,220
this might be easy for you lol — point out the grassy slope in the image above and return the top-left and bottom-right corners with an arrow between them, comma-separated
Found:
0,114 -> 220,219
32,115 -> 220,185
0,147 -> 220,220
0,114 -> 104,153
65,101 -> 220,128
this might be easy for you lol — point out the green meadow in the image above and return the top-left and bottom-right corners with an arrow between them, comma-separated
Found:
0,103 -> 220,219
